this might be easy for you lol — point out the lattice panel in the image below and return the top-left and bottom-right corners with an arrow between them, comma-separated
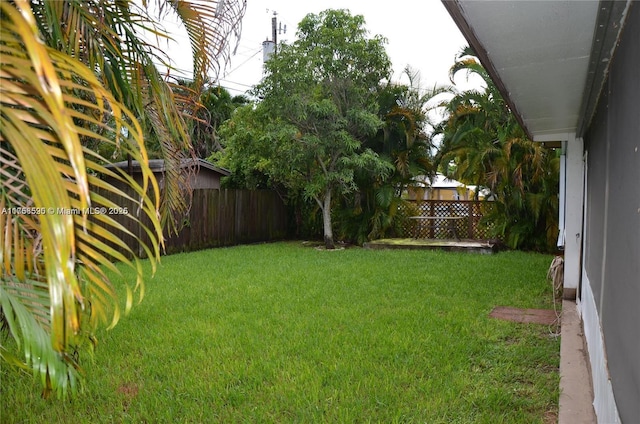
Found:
400,200 -> 497,240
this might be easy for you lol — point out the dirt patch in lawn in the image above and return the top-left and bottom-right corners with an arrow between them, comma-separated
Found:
117,382 -> 139,411
117,383 -> 139,398
489,306 -> 559,325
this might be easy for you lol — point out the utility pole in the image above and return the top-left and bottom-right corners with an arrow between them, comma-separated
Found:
263,10 -> 286,66
272,11 -> 277,50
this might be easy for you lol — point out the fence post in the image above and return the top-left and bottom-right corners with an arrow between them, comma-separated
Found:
429,201 -> 435,239
467,201 -> 473,239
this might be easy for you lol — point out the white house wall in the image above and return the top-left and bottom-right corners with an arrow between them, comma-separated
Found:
563,134 -> 584,299
580,272 -> 621,422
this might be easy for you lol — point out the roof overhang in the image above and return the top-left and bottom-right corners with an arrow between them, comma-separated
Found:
442,0 -> 633,142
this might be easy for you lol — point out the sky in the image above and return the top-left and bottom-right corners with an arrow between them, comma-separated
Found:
163,1 -> 478,97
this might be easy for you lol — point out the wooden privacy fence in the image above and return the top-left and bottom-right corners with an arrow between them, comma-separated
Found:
101,189 -> 288,257
400,200 -> 497,240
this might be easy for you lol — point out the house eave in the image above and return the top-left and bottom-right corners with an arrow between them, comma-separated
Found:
441,0 -> 533,140
576,0 -> 633,138
441,0 -> 632,142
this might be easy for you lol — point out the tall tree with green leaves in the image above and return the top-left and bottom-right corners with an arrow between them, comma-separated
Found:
214,104 -> 277,190
0,0 -> 244,397
253,9 -> 393,249
436,47 -> 559,251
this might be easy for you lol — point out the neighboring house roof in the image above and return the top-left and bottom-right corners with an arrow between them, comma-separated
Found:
106,158 -> 231,176
442,0 -> 630,141
431,173 -> 466,189
412,174 -> 491,199
412,173 -> 466,189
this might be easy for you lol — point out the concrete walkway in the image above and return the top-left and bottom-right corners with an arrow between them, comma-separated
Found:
559,300 -> 597,423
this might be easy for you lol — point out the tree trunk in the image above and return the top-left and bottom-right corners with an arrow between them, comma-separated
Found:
322,190 -> 335,249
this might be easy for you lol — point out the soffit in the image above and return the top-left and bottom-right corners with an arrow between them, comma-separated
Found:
443,0 -> 601,141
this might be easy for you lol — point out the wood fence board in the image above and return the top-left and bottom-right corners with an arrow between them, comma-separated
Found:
95,188 -> 287,258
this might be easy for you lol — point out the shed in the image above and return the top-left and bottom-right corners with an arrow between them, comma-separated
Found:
105,158 -> 230,190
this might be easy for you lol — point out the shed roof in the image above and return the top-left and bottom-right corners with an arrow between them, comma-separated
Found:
106,158 -> 230,176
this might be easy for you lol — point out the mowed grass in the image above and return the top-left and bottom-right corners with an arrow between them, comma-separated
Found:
2,242 -> 559,423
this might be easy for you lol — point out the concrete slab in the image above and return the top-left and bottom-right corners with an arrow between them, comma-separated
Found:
559,300 -> 596,424
363,238 -> 498,254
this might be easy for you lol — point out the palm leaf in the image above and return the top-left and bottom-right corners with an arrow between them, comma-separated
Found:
2,0 -> 246,397
1,1 -> 161,397
165,0 -> 246,85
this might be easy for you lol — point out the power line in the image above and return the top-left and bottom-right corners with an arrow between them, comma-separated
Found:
218,79 -> 255,89
222,47 -> 262,79
234,41 -> 265,54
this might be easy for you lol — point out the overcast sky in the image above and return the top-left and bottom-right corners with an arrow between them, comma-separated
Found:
163,1 -> 477,96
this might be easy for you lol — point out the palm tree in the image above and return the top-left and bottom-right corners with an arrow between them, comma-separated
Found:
0,0 -> 245,397
379,67 -> 449,192
337,68 -> 448,243
436,47 -> 507,196
436,47 -> 559,251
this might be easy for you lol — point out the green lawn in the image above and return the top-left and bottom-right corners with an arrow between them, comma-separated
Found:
2,242 -> 559,423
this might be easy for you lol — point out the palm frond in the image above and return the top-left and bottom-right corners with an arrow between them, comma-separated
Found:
1,0 -> 161,397
166,0 -> 246,86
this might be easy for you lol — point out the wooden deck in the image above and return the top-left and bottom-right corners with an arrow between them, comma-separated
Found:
363,238 -> 499,254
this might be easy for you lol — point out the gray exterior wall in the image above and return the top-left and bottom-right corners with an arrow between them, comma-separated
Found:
583,4 -> 640,421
